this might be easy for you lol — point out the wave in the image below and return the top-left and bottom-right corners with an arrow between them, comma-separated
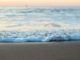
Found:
0,29 -> 80,42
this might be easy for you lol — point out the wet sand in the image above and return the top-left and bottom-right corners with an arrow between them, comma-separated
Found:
0,41 -> 80,60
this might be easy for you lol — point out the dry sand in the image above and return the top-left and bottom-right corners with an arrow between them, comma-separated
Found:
0,41 -> 80,60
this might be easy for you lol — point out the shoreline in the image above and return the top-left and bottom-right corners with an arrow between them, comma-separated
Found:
0,41 -> 80,60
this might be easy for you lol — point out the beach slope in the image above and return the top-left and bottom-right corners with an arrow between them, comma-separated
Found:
0,41 -> 80,60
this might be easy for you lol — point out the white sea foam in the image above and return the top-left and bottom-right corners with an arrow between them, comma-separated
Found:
0,7 -> 80,42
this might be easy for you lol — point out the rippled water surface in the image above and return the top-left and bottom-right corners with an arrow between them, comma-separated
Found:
0,7 -> 80,42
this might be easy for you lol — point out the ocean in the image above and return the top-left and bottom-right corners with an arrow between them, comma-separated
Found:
0,7 -> 80,42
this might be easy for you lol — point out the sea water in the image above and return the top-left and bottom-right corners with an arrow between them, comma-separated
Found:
0,7 -> 80,42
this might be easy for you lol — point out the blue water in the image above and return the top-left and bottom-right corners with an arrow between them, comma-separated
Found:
0,7 -> 80,42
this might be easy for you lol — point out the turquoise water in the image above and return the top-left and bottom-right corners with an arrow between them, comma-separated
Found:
0,7 -> 80,42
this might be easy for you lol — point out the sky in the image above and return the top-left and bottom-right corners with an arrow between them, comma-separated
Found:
0,0 -> 80,6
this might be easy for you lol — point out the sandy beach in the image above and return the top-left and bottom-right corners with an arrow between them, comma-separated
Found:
0,41 -> 80,60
